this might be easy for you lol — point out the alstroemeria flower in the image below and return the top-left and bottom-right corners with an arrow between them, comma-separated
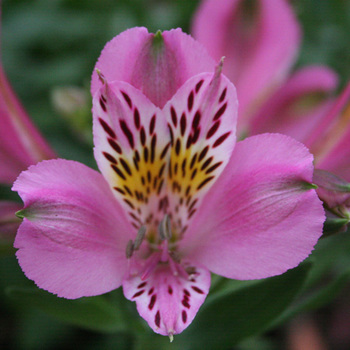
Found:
0,61 -> 56,185
13,28 -> 324,337
192,0 -> 301,132
191,0 -> 338,136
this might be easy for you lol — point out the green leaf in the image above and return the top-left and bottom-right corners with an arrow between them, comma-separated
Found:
5,286 -> 128,333
176,264 -> 311,349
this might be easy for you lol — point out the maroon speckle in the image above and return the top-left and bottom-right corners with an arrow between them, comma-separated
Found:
183,289 -> 191,297
188,208 -> 197,219
121,91 -> 132,109
132,289 -> 145,298
102,151 -> 117,164
201,157 -> 213,171
99,97 -> 107,112
150,135 -> 156,163
206,161 -> 223,174
111,165 -> 126,180
134,108 -> 140,129
188,198 -> 198,211
197,176 -> 214,190
206,120 -> 221,139
170,106 -> 177,127
182,300 -> 190,309
168,286 -> 173,295
140,127 -> 146,146
191,169 -> 197,180
191,286 -> 204,294
108,138 -> 122,154
120,120 -> 134,148
213,132 -> 230,148
149,115 -> 156,135
168,124 -> 174,145
195,79 -> 204,93
192,111 -> 201,130
192,127 -> 200,144
148,294 -> 157,310
99,118 -> 116,139
190,153 -> 198,169
160,143 -> 170,160
123,199 -> 135,209
158,163 -> 166,178
188,90 -> 194,112
143,147 -> 149,162
182,310 -> 188,323
213,102 -> 228,121
120,158 -> 132,176
123,185 -> 133,196
113,187 -> 125,195
198,146 -> 209,162
138,282 -> 147,289
175,138 -> 181,156
148,287 -> 154,295
186,134 -> 192,149
185,185 -> 191,196
219,87 -> 227,103
180,113 -> 187,136
155,311 -> 161,327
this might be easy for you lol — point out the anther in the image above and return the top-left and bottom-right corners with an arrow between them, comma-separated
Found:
134,225 -> 147,250
125,239 -> 134,259
158,214 -> 172,240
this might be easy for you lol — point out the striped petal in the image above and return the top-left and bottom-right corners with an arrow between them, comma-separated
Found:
123,261 -> 210,336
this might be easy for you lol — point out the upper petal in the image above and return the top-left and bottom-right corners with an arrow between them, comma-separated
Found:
180,134 -> 324,280
13,159 -> 134,299
192,0 -> 301,131
91,28 -> 216,108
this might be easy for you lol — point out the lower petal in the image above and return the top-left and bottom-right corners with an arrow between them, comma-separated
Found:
13,159 -> 134,299
123,261 -> 210,337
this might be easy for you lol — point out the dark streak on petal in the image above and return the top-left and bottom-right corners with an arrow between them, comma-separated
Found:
99,118 -> 116,139
219,87 -> 227,103
191,286 -> 204,294
206,161 -> 223,174
134,108 -> 140,129
111,165 -> 126,180
192,111 -> 201,130
148,294 -> 157,310
155,311 -> 161,328
195,79 -> 204,93
201,157 -> 213,171
180,113 -> 187,136
197,176 -> 214,190
102,151 -> 117,164
206,120 -> 221,139
120,120 -> 134,148
120,158 -> 132,176
149,114 -> 156,135
171,106 -> 177,127
213,102 -> 227,121
121,91 -> 132,109
132,289 -> 145,298
140,127 -> 146,146
213,132 -> 230,148
188,90 -> 194,112
182,310 -> 188,323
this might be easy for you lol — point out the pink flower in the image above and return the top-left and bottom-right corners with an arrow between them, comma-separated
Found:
13,28 -> 324,337
191,0 -> 338,136
0,65 -> 56,185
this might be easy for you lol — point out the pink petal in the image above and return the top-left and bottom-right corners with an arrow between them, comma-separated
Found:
123,261 -> 210,336
311,82 -> 350,181
91,28 -> 216,108
250,66 -> 338,143
13,159 -> 134,299
0,66 -> 56,184
163,68 -> 237,231
192,0 -> 301,131
180,134 -> 324,280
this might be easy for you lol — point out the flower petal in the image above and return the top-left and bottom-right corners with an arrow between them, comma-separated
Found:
192,0 -> 301,131
123,261 -> 210,336
163,69 -> 237,234
0,67 -> 56,184
91,28 -> 216,108
93,79 -> 170,231
250,66 -> 338,143
180,134 -> 324,280
13,159 -> 134,299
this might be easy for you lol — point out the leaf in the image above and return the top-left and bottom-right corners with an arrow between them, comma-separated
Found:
176,264 -> 311,349
5,286 -> 128,333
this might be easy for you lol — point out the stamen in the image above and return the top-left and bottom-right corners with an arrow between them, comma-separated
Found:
134,225 -> 146,250
125,239 -> 134,259
158,214 -> 172,240
168,332 -> 174,342
95,68 -> 106,84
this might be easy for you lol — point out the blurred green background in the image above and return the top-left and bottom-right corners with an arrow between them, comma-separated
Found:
1,0 -> 350,349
